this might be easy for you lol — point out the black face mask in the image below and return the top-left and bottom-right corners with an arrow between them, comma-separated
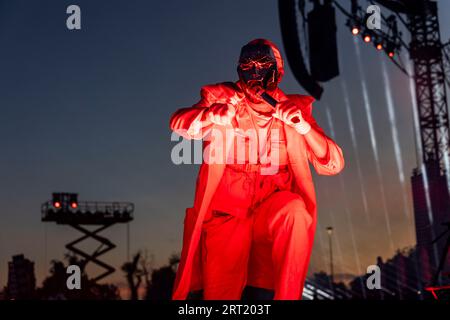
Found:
237,43 -> 278,92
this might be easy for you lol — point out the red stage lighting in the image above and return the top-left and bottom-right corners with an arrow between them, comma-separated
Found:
52,192 -> 62,209
69,193 -> 78,209
385,41 -> 396,58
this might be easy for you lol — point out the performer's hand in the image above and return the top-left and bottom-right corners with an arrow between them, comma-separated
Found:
273,101 -> 311,134
207,103 -> 236,126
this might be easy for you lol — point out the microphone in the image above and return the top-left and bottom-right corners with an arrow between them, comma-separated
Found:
258,91 -> 300,124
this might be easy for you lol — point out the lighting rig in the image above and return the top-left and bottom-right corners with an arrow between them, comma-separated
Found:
42,193 -> 134,282
279,0 -> 450,300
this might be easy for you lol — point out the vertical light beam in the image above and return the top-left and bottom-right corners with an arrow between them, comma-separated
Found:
353,38 -> 395,252
340,79 -> 371,223
325,107 -> 364,275
380,56 -> 411,218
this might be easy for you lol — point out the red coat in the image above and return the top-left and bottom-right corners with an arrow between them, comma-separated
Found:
169,81 -> 345,299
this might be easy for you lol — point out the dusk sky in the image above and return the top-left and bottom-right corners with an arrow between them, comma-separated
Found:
1,0 -> 450,290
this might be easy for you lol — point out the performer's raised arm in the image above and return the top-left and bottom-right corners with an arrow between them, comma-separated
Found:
304,116 -> 345,176
169,86 -> 214,140
273,98 -> 345,175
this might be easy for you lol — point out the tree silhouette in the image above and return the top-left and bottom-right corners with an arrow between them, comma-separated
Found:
145,253 -> 180,300
121,252 -> 143,300
37,255 -> 120,300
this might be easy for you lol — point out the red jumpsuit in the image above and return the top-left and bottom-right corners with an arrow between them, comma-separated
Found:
170,41 -> 345,300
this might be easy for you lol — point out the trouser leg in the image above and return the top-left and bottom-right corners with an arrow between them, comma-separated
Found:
201,211 -> 253,300
248,191 -> 313,300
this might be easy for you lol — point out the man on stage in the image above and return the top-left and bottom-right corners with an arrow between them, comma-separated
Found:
170,39 -> 344,300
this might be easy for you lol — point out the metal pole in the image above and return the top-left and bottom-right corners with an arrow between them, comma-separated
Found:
127,222 -> 130,262
327,226 -> 334,297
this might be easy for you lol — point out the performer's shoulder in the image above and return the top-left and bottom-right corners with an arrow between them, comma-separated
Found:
286,94 -> 315,106
286,94 -> 315,115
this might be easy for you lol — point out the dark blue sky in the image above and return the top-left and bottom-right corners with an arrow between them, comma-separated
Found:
1,0 -> 450,290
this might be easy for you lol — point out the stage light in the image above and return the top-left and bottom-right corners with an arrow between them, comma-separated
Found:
374,37 -> 383,50
52,193 -> 62,209
385,41 -> 396,58
346,18 -> 360,36
362,31 -> 371,43
69,193 -> 78,210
